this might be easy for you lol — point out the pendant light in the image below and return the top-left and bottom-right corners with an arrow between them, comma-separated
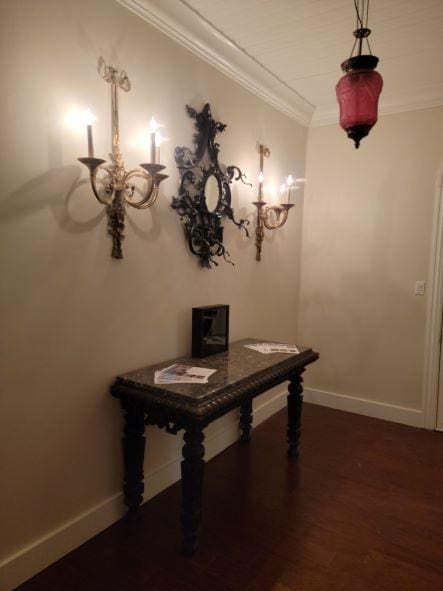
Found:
336,0 -> 383,148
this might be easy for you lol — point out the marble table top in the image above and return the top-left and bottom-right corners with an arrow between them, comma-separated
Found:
115,338 -> 317,408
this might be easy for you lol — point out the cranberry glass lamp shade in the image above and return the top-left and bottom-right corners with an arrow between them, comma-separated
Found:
336,55 -> 383,148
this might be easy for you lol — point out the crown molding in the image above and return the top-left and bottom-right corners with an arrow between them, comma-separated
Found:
115,0 -> 443,129
115,0 -> 314,127
311,82 -> 443,127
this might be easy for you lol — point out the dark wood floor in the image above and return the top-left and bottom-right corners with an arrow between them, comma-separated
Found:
17,403 -> 443,591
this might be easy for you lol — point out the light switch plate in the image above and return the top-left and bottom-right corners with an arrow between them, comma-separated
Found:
415,281 -> 426,296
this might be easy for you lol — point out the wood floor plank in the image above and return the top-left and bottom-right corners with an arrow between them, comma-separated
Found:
15,403 -> 443,591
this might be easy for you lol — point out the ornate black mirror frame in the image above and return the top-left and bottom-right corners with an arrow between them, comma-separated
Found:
172,104 -> 250,269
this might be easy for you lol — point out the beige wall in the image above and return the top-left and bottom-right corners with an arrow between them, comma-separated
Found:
299,107 -> 443,410
0,0 -> 307,583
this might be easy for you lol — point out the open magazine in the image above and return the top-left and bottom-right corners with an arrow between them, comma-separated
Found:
244,343 -> 299,355
155,363 -> 217,385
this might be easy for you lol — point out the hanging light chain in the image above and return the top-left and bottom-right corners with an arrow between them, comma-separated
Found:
354,0 -> 364,29
349,0 -> 373,58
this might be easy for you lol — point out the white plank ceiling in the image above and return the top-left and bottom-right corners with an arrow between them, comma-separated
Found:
182,0 -> 443,123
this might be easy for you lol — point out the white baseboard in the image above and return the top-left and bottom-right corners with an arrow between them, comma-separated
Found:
0,389 -> 288,591
304,387 -> 424,428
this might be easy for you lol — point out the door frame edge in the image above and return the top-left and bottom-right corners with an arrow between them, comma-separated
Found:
423,168 -> 443,429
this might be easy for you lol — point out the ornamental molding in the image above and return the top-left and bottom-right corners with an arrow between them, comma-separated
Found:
116,0 -> 443,129
115,0 -> 314,127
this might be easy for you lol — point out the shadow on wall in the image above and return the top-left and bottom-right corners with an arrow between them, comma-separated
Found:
125,205 -> 161,244
0,166 -> 104,232
0,164 -> 162,248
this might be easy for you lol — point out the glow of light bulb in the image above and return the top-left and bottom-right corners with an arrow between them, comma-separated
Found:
155,132 -> 169,147
295,177 -> 306,183
286,174 -> 294,187
280,183 -> 287,194
65,107 -> 97,158
83,108 -> 96,126
148,116 -> 163,134
65,107 -> 96,131
258,171 -> 264,184
264,182 -> 277,200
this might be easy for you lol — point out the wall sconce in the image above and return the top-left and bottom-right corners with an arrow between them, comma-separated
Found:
77,59 -> 168,259
252,144 -> 295,261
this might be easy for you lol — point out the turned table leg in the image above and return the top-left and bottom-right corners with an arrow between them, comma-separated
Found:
287,371 -> 304,458
181,426 -> 205,555
122,398 -> 146,519
239,399 -> 253,443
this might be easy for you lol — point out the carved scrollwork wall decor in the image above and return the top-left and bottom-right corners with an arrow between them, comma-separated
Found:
172,104 -> 251,269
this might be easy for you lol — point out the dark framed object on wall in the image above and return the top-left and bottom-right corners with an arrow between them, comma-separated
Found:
172,103 -> 250,269
192,305 -> 229,358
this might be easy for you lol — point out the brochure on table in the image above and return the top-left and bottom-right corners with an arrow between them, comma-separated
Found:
155,363 -> 217,385
244,343 -> 300,355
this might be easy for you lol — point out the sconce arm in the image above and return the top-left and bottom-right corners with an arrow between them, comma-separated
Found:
262,203 -> 294,231
123,168 -> 154,208
123,166 -> 169,210
253,202 -> 294,261
78,157 -> 115,205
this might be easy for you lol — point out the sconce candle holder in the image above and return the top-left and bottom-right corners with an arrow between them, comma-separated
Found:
78,60 -> 168,259
252,144 -> 294,261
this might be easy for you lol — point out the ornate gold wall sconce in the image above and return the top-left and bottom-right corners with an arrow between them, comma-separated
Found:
252,144 -> 296,261
77,59 -> 168,259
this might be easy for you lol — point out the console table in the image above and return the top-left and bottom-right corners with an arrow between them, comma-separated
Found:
111,338 -> 319,555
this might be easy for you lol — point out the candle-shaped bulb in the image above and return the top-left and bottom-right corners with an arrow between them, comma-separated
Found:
87,127 -> 93,158
155,132 -> 168,147
285,175 -> 295,203
258,171 -> 264,184
148,117 -> 163,163
65,107 -> 96,158
83,109 -> 96,158
154,132 -> 168,164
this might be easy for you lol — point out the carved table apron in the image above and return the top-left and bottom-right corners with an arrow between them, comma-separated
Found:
111,338 -> 319,555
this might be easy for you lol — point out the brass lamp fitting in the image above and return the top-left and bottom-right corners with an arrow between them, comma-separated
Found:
77,59 -> 168,259
252,144 -> 295,261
